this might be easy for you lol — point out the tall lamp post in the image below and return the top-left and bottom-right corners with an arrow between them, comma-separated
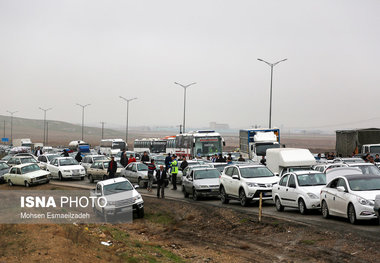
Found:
100,122 -> 105,139
39,107 -> 52,146
6,110 -> 17,146
76,103 -> 91,141
174,82 -> 196,133
257,58 -> 287,129
119,96 -> 137,145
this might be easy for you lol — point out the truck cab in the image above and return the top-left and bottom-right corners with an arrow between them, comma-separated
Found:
240,129 -> 280,161
362,144 -> 380,155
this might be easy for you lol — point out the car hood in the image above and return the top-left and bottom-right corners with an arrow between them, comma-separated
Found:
298,185 -> 325,195
24,170 -> 50,178
59,165 -> 84,170
194,178 -> 219,186
104,189 -> 139,202
351,190 -> 380,201
243,176 -> 279,184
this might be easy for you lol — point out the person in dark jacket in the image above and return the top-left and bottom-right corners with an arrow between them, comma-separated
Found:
141,151 -> 150,163
120,150 -> 128,167
260,156 -> 266,166
147,159 -> 156,191
164,153 -> 171,172
34,146 -> 43,157
107,156 -> 117,178
156,165 -> 167,198
180,156 -> 188,171
75,151 -> 82,163
62,149 -> 69,157
216,154 -> 225,163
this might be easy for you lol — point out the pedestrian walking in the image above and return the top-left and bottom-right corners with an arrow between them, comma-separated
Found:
165,153 -> 171,172
180,156 -> 188,171
141,151 -> 150,163
34,146 -> 43,157
107,156 -> 117,179
128,154 -> 136,164
75,150 -> 82,163
171,155 -> 178,190
120,150 -> 128,167
156,165 -> 167,198
147,159 -> 156,191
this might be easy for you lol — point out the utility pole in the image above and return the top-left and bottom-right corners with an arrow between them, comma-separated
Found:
174,82 -> 196,133
39,107 -> 52,146
46,121 -> 49,146
6,111 -> 17,146
76,103 -> 91,141
100,122 -> 105,139
3,120 -> 5,139
257,58 -> 287,129
119,96 -> 137,145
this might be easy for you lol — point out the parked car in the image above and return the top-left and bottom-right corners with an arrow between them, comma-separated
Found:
0,161 -> 10,183
7,156 -> 40,168
345,163 -> 380,176
87,160 -> 123,183
272,171 -> 326,214
81,155 -> 109,171
37,154 -> 60,170
90,177 -> 144,220
182,167 -> 220,200
120,162 -> 154,188
46,157 -> 85,181
313,163 -> 348,173
1,155 -> 13,162
321,174 -> 380,224
182,164 -> 212,180
219,164 -> 279,206
4,163 -> 50,187
208,162 -> 229,174
333,157 -> 365,164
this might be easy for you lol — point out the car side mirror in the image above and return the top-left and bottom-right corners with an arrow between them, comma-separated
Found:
232,175 -> 239,180
134,185 -> 139,189
274,173 -> 279,177
337,186 -> 346,192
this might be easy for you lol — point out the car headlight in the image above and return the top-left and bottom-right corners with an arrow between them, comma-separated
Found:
99,198 -> 107,207
247,183 -> 259,188
357,197 -> 373,206
307,193 -> 319,199
134,194 -> 142,202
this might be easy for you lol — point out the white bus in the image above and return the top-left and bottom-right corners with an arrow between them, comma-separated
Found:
99,139 -> 127,155
133,138 -> 167,154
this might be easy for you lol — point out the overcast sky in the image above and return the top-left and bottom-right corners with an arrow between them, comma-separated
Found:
1,0 -> 380,130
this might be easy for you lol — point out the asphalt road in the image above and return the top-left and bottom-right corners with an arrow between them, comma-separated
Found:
49,178 -> 380,241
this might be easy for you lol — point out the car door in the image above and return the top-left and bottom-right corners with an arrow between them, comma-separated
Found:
49,159 -> 59,178
286,174 -> 298,208
229,167 -> 241,197
275,174 -> 289,206
123,163 -> 132,179
334,178 -> 350,216
8,167 -> 17,183
15,168 -> 23,185
222,167 -> 234,194
184,170 -> 194,193
323,178 -> 339,215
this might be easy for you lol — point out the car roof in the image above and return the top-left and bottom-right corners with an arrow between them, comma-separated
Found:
192,167 -> 218,171
347,163 -> 375,167
10,163 -> 38,168
289,170 -> 324,175
100,177 -> 129,185
233,164 -> 265,168
340,174 -> 380,180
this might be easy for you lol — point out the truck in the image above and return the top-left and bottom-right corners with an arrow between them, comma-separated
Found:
239,129 -> 280,161
90,177 -> 144,221
336,129 -> 380,157
13,138 -> 33,148
266,148 -> 316,177
68,140 -> 90,153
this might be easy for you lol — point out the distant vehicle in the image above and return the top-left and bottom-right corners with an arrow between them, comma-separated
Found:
81,155 -> 109,171
208,162 -> 229,174
0,162 -> 10,183
87,160 -> 123,183
120,162 -> 154,188
46,157 -> 85,181
336,129 -> 380,156
219,164 -> 279,207
37,154 -> 60,170
163,136 -> 176,155
272,171 -> 326,214
266,148 -> 316,177
239,129 -> 280,161
325,167 -> 362,185
68,140 -> 90,153
333,157 -> 365,164
90,177 -> 144,220
133,138 -> 167,154
13,138 -> 33,148
343,163 -> 380,176
321,174 -> 380,224
182,167 -> 220,200
99,139 -> 127,156
182,164 -> 212,181
4,163 -> 50,187
313,163 -> 348,173
7,156 -> 39,167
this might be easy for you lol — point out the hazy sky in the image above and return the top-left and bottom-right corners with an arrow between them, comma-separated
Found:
1,0 -> 380,130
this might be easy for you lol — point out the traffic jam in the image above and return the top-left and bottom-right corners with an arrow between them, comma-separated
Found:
1,128 -> 380,225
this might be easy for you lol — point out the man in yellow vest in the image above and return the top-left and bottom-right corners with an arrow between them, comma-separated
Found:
170,155 -> 178,190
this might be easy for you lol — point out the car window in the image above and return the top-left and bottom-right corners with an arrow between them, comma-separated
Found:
96,184 -> 102,195
91,163 -> 96,168
15,159 -> 22,165
126,164 -> 132,171
225,167 -> 233,177
132,164 -> 137,172
16,168 -> 21,174
38,156 -> 43,162
232,168 -> 239,177
288,175 -> 296,187
328,178 -> 339,188
10,168 -> 16,174
279,175 -> 289,186
137,163 -> 148,171
337,178 -> 348,191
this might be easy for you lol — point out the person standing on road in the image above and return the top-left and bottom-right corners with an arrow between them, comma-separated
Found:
107,156 -> 117,179
156,165 -> 167,198
128,154 -> 136,164
141,151 -> 150,163
260,155 -> 266,166
147,159 -> 156,192
180,156 -> 188,171
120,150 -> 128,167
170,155 -> 178,190
165,153 -> 171,172
62,149 -> 69,157
34,146 -> 43,157
75,150 -> 82,163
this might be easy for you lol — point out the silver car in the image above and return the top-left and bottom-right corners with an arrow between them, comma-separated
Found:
182,167 -> 220,200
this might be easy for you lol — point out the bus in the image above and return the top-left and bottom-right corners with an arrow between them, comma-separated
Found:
68,140 -> 91,153
99,139 -> 127,155
173,130 -> 224,158
164,136 -> 176,155
133,138 -> 167,154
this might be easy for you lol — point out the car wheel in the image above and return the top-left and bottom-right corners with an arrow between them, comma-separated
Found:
137,207 -> 145,218
348,203 -> 357,224
321,200 -> 330,219
192,188 -> 199,201
89,175 -> 94,183
239,189 -> 249,207
298,198 -> 307,215
138,177 -> 143,188
25,181 -> 30,188
8,180 -> 13,186
220,186 -> 229,204
58,172 -> 63,181
275,197 -> 284,212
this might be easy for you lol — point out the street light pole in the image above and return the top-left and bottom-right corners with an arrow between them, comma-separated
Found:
174,82 -> 196,133
76,103 -> 91,141
257,58 -> 287,129
100,122 -> 105,139
6,110 -> 17,146
119,96 -> 137,145
39,107 -> 52,146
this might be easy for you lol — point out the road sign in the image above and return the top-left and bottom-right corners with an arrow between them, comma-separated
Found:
1,138 -> 9,142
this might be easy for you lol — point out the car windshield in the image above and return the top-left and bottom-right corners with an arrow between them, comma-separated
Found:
239,167 -> 274,178
194,169 -> 220,180
94,156 -> 108,161
348,177 -> 380,191
20,158 -> 37,164
369,146 -> 380,154
21,164 -> 40,174
47,155 -> 59,161
137,163 -> 148,171
103,162 -> 123,168
255,143 -> 280,156
59,158 -> 79,166
103,181 -> 133,195
296,173 -> 326,186
352,165 -> 380,176
112,142 -> 126,150
0,163 -> 9,170
151,142 -> 166,153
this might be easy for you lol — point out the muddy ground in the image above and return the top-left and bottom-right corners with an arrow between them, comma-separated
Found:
0,183 -> 378,263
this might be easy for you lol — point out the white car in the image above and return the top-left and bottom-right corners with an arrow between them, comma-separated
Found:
81,155 -> 109,171
182,167 -> 220,200
120,162 -> 153,188
313,163 -> 348,173
272,171 -> 326,214
46,157 -> 86,180
320,174 -> 380,224
346,163 -> 380,176
219,164 -> 279,206
4,163 -> 50,187
37,154 -> 60,170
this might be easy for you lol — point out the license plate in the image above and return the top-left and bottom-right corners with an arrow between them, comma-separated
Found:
263,192 -> 271,197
